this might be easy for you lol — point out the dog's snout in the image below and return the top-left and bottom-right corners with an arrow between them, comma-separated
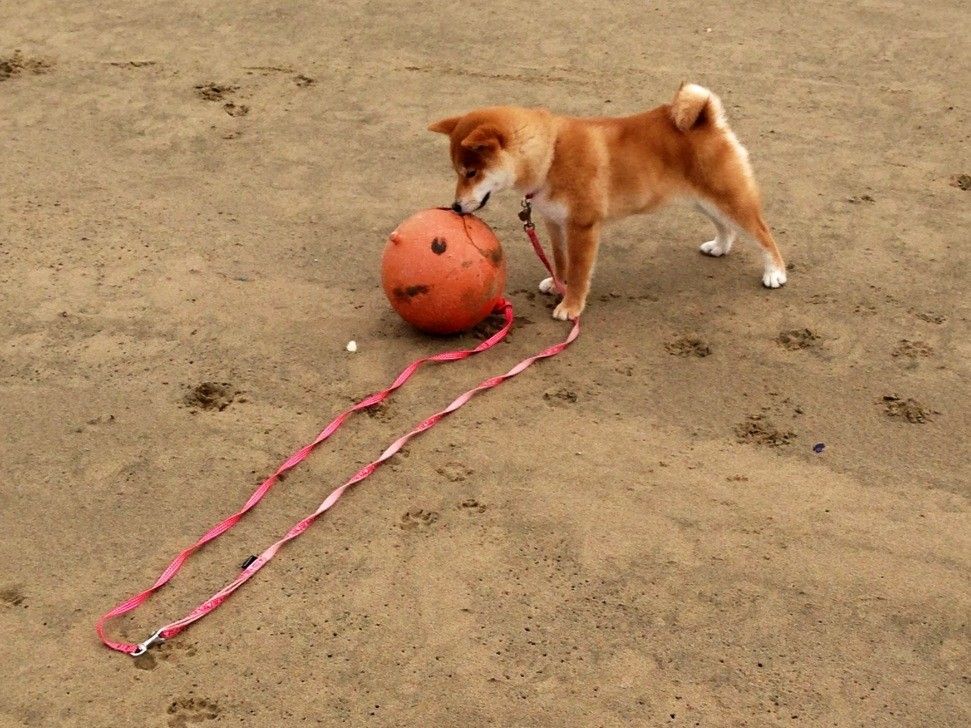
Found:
451,201 -> 463,213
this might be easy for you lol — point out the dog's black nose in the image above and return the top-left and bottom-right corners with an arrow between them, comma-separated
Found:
451,201 -> 462,213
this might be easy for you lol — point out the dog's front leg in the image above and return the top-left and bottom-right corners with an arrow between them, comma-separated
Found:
552,220 -> 600,321
538,219 -> 568,295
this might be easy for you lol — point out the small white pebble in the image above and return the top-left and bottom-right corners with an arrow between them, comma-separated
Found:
346,340 -> 357,353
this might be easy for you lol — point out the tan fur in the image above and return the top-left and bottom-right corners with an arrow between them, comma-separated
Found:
429,84 -> 786,320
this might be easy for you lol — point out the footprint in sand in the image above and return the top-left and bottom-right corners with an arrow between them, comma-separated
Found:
437,462 -> 473,482
776,328 -> 820,351
0,585 -> 25,607
399,508 -> 439,530
166,697 -> 220,727
665,336 -> 711,357
182,382 -> 241,412
459,498 -> 487,513
880,395 -> 938,424
734,414 -> 796,447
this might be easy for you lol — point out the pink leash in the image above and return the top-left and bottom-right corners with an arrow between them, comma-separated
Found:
97,198 -> 578,656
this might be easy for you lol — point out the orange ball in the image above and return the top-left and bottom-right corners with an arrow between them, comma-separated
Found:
382,208 -> 506,334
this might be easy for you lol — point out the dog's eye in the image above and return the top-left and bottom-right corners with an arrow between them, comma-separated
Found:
464,169 -> 477,179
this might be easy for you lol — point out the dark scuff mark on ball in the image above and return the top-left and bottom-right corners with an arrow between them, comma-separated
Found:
431,237 -> 447,255
488,246 -> 504,265
393,284 -> 430,300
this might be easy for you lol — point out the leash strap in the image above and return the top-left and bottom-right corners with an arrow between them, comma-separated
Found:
519,198 -> 566,296
97,200 -> 579,655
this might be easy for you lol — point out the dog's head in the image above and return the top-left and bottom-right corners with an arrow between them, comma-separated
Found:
428,111 -> 519,214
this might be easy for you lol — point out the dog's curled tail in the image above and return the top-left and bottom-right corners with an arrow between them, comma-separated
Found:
670,83 -> 726,131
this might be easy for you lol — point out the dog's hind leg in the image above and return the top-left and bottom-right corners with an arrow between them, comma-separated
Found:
711,193 -> 787,288
695,200 -> 737,257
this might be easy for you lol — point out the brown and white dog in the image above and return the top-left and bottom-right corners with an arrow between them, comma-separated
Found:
428,83 -> 786,320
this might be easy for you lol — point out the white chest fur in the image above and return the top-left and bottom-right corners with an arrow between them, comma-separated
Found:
528,191 -> 569,226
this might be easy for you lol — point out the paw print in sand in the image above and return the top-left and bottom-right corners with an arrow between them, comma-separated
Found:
399,508 -> 439,530
459,498 -> 487,513
167,697 -> 220,727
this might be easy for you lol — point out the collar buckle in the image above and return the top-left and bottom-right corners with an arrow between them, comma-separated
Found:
518,197 -> 535,230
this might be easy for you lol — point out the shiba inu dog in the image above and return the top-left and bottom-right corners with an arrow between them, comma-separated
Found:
428,83 -> 786,320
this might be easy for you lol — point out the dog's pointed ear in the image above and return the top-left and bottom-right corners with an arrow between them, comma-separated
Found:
460,124 -> 505,153
428,116 -> 461,135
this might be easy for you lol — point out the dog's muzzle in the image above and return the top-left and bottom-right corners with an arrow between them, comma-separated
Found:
452,190 -> 491,214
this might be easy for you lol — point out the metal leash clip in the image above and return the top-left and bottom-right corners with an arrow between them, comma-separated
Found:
131,627 -> 166,657
518,198 -> 534,230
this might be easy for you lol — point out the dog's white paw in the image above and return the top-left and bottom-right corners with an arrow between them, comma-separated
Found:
699,239 -> 729,257
762,267 -> 787,288
538,277 -> 556,294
